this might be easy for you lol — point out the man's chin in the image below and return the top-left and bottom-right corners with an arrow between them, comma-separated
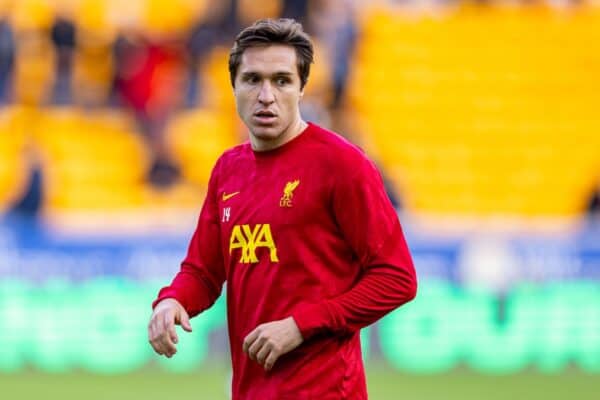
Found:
251,126 -> 281,141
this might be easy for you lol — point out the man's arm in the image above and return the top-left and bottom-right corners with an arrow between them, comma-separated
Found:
242,246 -> 415,370
148,160 -> 226,357
291,156 -> 417,339
291,236 -> 416,339
151,207 -> 226,318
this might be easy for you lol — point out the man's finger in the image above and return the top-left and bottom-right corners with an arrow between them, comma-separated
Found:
243,328 -> 260,354
152,323 -> 171,356
148,322 -> 163,355
153,342 -> 165,356
164,310 -> 179,344
178,310 -> 193,333
156,315 -> 177,357
161,335 -> 177,357
147,318 -> 155,343
264,350 -> 279,371
151,343 -> 164,356
151,335 -> 167,356
247,336 -> 266,361
255,343 -> 271,365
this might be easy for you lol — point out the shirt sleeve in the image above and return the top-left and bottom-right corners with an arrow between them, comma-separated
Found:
291,156 -> 417,339
151,159 -> 226,318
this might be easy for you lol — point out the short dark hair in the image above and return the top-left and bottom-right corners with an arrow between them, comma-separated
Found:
228,18 -> 314,90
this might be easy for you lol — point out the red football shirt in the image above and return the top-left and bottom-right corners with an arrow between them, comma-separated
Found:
154,122 -> 417,399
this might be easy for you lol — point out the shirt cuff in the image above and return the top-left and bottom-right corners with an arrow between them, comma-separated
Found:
151,287 -> 187,311
291,302 -> 338,340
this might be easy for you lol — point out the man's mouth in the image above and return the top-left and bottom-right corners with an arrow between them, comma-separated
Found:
253,110 -> 277,124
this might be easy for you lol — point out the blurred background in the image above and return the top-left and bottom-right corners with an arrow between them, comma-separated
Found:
0,0 -> 599,399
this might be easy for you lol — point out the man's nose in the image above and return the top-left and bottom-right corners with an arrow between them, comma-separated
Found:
258,81 -> 275,104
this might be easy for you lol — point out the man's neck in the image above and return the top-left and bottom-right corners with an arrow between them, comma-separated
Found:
251,118 -> 308,152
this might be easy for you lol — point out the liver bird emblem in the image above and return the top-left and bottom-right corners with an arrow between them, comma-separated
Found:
280,180 -> 300,207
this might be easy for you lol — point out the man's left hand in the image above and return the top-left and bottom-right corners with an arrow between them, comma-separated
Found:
243,316 -> 304,371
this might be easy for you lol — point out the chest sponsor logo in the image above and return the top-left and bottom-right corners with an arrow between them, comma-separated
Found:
280,179 -> 300,207
229,224 -> 279,263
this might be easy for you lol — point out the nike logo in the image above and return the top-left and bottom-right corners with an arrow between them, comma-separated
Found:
222,191 -> 240,201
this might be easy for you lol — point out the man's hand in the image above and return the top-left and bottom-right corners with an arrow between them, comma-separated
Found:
148,298 -> 192,358
243,317 -> 304,371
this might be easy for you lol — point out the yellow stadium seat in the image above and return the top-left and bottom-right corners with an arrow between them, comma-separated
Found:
143,0 -> 198,36
34,108 -> 151,213
75,0 -> 118,39
72,43 -> 114,107
10,0 -> 54,31
0,154 -> 28,213
0,106 -> 33,213
202,47 -> 237,113
302,40 -> 333,104
166,108 -> 237,186
13,33 -> 55,105
351,8 -> 600,217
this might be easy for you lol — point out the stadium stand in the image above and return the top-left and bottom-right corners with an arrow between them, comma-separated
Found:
0,1 -> 599,221
349,6 -> 600,216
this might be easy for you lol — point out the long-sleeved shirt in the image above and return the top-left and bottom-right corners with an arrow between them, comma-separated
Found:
153,122 -> 417,399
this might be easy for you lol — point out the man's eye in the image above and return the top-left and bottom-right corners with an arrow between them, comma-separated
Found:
276,77 -> 289,86
245,75 -> 259,84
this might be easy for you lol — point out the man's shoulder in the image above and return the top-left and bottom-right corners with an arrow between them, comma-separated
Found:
308,123 -> 373,168
214,141 -> 252,170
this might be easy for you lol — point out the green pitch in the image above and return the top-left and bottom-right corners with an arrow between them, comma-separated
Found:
0,364 -> 597,400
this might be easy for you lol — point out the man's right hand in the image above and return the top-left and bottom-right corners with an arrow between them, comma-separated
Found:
148,298 -> 192,358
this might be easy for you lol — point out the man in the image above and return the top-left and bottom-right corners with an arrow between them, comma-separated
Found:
148,18 -> 417,399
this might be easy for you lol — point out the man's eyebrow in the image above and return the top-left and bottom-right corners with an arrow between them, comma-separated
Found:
240,71 -> 294,77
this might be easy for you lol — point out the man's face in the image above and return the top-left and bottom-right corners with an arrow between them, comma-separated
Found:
234,44 -> 304,150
